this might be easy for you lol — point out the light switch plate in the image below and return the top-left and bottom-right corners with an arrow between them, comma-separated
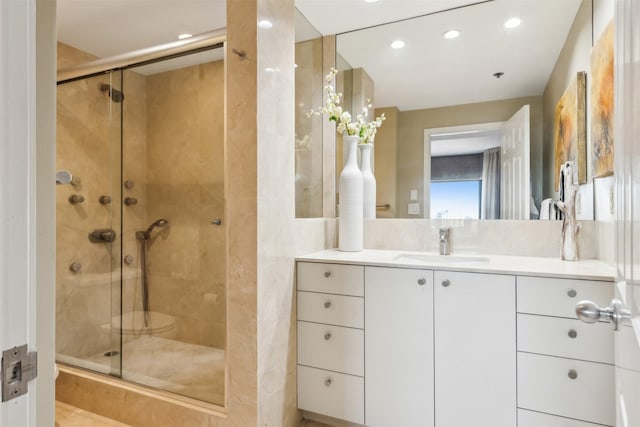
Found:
408,203 -> 420,215
410,189 -> 418,201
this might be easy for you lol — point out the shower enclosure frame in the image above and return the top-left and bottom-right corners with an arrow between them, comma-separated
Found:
56,29 -> 227,405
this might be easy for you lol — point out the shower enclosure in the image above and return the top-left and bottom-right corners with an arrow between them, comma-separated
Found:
55,39 -> 226,406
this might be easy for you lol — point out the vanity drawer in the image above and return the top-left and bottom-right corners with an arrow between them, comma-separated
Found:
298,321 -> 364,376
517,276 -> 612,318
518,409 -> 612,427
297,365 -> 364,424
297,262 -> 364,296
517,314 -> 614,364
518,352 -> 614,426
298,291 -> 364,329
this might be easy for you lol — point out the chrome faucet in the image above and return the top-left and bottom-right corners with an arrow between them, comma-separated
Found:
439,227 -> 451,255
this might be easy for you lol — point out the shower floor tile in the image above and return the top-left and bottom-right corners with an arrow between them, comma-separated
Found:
83,335 -> 225,404
55,401 -> 130,427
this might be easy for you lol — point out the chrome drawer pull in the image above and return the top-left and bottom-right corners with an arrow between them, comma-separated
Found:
418,278 -> 426,286
442,279 -> 450,287
324,332 -> 332,341
568,369 -> 578,380
324,271 -> 331,278
568,329 -> 577,338
325,378 -> 332,387
324,300 -> 332,309
567,289 -> 577,298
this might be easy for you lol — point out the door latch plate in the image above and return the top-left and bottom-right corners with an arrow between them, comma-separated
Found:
2,345 -> 37,402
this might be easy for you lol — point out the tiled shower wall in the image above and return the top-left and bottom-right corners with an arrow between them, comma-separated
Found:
144,61 -> 226,349
56,42 -> 226,362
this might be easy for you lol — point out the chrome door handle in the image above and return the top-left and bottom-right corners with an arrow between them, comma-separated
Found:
576,299 -> 631,330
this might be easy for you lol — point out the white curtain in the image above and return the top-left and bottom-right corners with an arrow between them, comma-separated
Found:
481,147 -> 501,219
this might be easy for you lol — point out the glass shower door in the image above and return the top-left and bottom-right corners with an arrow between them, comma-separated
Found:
56,70 -> 123,377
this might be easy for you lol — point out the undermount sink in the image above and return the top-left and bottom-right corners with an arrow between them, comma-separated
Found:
394,253 -> 490,264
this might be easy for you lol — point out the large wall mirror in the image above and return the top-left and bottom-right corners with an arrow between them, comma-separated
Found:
295,0 -> 615,220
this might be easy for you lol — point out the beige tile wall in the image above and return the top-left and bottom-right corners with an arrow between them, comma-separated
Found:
56,42 -> 130,360
144,61 -> 226,349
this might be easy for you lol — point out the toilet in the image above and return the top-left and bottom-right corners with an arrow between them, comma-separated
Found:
111,311 -> 177,341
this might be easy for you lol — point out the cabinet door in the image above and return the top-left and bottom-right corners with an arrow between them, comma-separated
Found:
434,271 -> 516,427
365,266 -> 434,427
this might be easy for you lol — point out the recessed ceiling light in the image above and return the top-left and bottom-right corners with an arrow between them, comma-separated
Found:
178,33 -> 193,40
258,19 -> 273,29
364,0 -> 379,3
504,17 -> 521,29
443,30 -> 461,39
391,40 -> 405,49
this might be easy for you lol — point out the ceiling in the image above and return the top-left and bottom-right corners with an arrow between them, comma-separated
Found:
431,130 -> 501,157
334,0 -> 582,111
57,0 -> 581,110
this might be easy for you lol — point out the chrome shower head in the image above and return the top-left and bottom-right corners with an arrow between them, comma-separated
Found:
99,83 -> 125,103
136,219 -> 169,241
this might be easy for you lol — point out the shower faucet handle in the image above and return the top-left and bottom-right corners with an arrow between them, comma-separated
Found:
89,228 -> 116,243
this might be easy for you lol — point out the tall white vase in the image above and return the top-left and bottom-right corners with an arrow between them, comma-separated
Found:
339,135 -> 363,251
360,143 -> 376,218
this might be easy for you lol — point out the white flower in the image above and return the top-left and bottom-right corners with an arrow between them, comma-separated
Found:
307,69 -> 385,143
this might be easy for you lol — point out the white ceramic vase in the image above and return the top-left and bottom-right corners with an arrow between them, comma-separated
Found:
359,143 -> 376,218
339,135 -> 363,251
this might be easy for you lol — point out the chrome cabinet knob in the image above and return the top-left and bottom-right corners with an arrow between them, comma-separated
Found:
567,289 -> 577,298
324,332 -> 332,341
442,279 -> 450,287
568,369 -> 578,380
568,329 -> 577,338
418,278 -> 426,286
324,271 -> 331,278
324,378 -> 332,387
324,300 -> 332,309
576,299 -> 631,331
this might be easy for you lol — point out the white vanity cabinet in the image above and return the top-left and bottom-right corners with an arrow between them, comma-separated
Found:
296,262 -> 365,424
296,253 -> 614,427
434,271 -> 516,427
516,276 -> 615,427
365,266 -> 434,427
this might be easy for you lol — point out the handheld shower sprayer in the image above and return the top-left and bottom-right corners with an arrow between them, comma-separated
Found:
136,219 -> 169,241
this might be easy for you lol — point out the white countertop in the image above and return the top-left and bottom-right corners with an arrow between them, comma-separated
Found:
297,249 -> 616,281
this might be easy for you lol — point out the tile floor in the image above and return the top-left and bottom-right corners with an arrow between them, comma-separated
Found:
55,401 -> 130,427
56,401 -> 332,427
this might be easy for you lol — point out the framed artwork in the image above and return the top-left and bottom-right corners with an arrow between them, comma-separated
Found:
591,20 -> 614,178
554,71 -> 587,189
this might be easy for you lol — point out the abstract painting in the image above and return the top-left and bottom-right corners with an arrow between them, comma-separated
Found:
554,71 -> 587,189
591,20 -> 614,178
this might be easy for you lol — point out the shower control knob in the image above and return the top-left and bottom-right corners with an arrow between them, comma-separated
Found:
124,197 -> 138,206
123,255 -> 134,265
69,262 -> 82,273
68,194 -> 85,204
99,195 -> 112,205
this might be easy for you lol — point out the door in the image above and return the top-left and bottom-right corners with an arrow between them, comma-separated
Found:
500,104 -> 530,220
575,3 -> 640,427
434,271 -> 516,427
0,0 -> 56,425
613,1 -> 640,425
365,266 -> 434,427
